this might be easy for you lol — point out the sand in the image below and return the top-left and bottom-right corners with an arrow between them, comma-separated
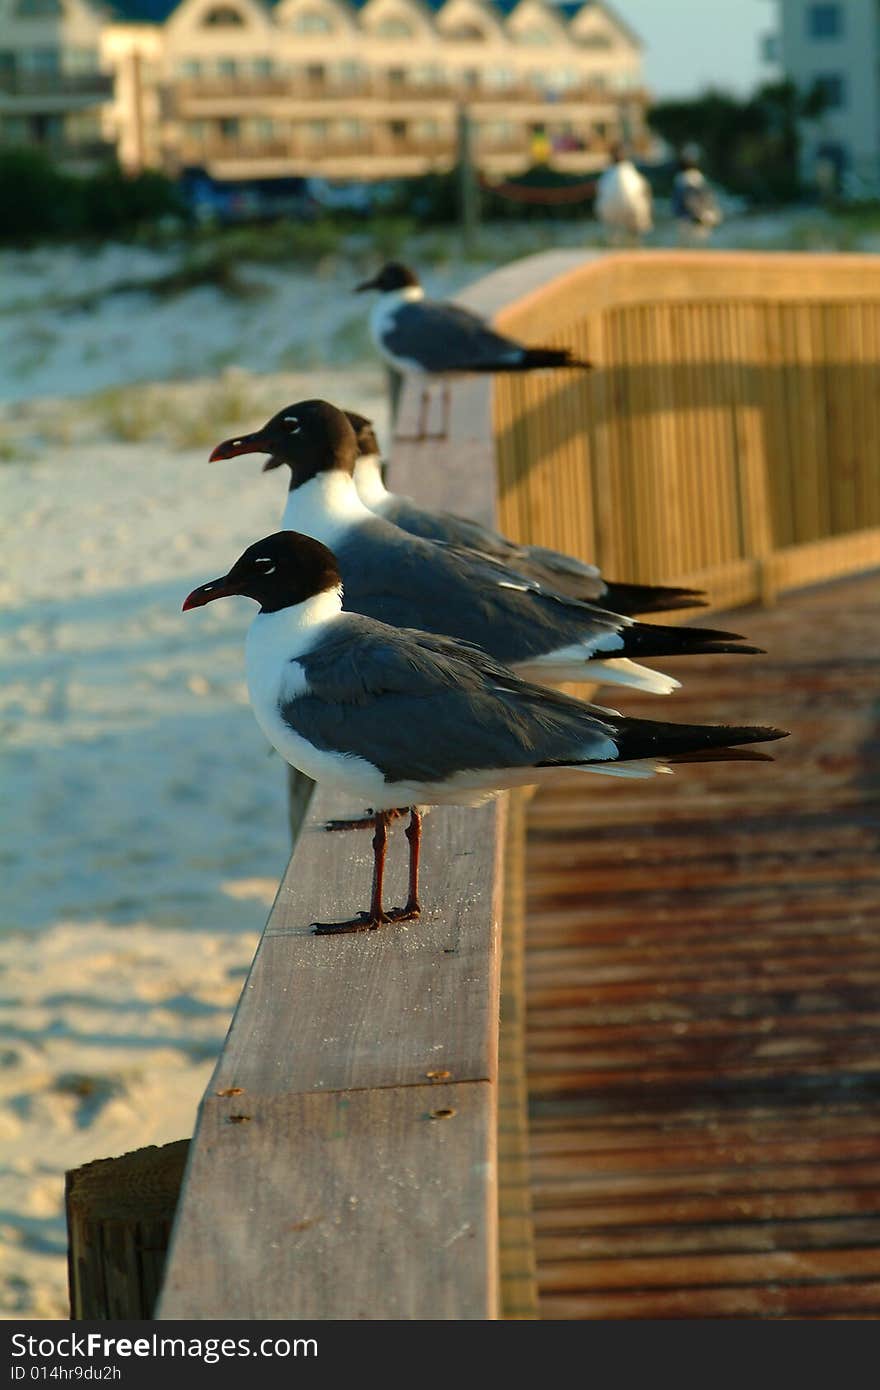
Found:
0,366 -> 387,1319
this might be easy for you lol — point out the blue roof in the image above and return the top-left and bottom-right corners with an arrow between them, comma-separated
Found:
103,0 -> 600,23
105,0 -> 183,19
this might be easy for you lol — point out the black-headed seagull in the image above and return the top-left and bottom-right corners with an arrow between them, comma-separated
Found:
183,530 -> 786,934
210,399 -> 764,697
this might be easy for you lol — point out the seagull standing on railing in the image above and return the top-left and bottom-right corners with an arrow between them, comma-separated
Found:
672,150 -> 722,244
331,409 -> 705,615
211,399 -> 764,696
595,145 -> 653,246
354,261 -> 591,440
182,530 -> 787,935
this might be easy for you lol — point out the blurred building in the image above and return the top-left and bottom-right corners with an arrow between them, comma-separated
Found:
769,0 -> 880,192
0,0 -> 115,170
0,0 -> 647,179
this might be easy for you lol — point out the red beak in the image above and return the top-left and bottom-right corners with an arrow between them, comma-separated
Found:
209,430 -> 269,462
182,578 -> 238,612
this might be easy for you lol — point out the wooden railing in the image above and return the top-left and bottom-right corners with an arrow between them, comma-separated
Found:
117,249 -> 880,1321
156,371 -> 516,1321
488,250 -> 880,612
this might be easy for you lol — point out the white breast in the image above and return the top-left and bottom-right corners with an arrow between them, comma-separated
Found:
244,597 -> 386,807
280,472 -> 373,548
368,286 -> 427,375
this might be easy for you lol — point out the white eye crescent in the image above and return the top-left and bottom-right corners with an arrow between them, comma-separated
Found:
283,417 -> 300,433
254,558 -> 276,574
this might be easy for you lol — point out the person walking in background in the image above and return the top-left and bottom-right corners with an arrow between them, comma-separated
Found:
594,144 -> 653,246
672,145 -> 723,244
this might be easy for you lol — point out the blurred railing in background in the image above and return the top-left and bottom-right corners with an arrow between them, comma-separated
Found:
490,251 -> 880,612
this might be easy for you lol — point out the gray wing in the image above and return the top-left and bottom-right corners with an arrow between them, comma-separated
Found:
381,493 -> 605,597
679,180 -> 721,226
286,616 -> 617,784
384,300 -> 524,371
334,520 -> 624,667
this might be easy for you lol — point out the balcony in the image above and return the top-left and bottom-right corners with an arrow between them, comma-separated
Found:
173,73 -> 644,110
0,72 -> 113,98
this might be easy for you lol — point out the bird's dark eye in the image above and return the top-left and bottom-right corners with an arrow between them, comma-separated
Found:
253,557 -> 276,574
283,416 -> 300,434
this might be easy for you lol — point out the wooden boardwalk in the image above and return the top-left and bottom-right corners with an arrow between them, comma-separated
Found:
523,573 -> 880,1318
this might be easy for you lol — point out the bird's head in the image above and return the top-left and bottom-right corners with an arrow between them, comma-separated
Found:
344,410 -> 381,459
354,262 -> 421,295
209,399 -> 359,488
182,531 -> 341,615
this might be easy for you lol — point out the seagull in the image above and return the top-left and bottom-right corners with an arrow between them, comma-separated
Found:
595,146 -> 653,245
334,409 -> 705,616
354,261 -> 591,439
182,530 -> 787,934
210,399 -> 764,696
672,151 -> 722,243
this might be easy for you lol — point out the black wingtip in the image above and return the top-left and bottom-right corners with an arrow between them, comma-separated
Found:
610,719 -> 789,765
619,621 -> 767,661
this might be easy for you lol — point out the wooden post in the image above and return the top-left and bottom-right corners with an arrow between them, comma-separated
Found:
457,104 -> 479,258
287,766 -> 315,845
386,364 -> 404,435
66,1140 -> 189,1320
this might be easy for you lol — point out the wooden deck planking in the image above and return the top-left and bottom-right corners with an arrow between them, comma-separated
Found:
524,572 -> 880,1319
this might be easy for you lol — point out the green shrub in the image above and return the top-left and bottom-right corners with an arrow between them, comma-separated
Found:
0,147 -> 183,243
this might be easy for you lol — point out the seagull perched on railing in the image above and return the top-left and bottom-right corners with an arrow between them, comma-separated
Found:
211,399 -> 763,696
182,530 -> 786,934
354,261 -> 591,439
595,145 -> 653,245
672,151 -> 722,243
329,409 -> 704,616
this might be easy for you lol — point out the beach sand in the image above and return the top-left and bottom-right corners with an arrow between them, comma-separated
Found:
0,366 -> 387,1318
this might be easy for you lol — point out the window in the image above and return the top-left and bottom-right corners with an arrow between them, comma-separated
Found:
218,117 -> 240,138
761,33 -> 779,63
252,117 -> 275,140
217,58 -> 238,77
252,57 -> 273,77
202,6 -> 245,25
21,48 -> 60,75
577,33 -> 612,50
292,9 -> 333,32
375,17 -> 412,38
484,67 -> 514,89
446,24 -> 485,41
807,4 -> 842,39
180,58 -> 202,77
814,71 -> 845,107
15,0 -> 62,15
518,27 -> 552,45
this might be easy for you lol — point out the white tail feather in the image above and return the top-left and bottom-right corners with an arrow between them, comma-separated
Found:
577,760 -> 674,779
517,654 -> 679,694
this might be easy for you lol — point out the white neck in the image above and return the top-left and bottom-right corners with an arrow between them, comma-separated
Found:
388,284 -> 424,304
281,470 -> 372,547
245,585 -> 344,709
353,454 -> 390,509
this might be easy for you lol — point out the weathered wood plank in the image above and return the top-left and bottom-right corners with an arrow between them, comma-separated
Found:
159,1084 -> 497,1321
67,1140 -> 189,1320
208,792 -> 504,1097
